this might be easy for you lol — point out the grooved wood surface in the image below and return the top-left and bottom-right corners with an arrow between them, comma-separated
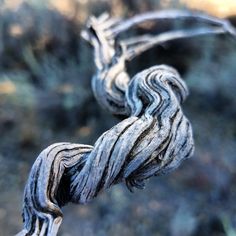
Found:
17,10 -> 236,236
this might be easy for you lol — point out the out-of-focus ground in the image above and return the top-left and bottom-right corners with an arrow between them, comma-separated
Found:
0,0 -> 236,235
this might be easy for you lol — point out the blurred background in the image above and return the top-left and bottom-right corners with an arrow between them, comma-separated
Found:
0,0 -> 236,235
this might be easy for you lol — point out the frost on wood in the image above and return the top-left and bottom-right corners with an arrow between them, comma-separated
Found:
17,10 -> 236,236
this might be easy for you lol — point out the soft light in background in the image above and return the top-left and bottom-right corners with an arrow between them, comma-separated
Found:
0,0 -> 236,235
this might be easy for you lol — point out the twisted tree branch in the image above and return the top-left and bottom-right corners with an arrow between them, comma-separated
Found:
17,10 -> 236,236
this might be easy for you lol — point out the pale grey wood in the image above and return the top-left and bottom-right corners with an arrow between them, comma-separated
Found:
17,10 -> 235,236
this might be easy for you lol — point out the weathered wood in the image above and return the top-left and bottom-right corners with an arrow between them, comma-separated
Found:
17,10 -> 236,236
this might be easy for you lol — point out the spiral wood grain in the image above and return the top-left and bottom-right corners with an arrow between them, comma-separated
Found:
17,10 -> 236,236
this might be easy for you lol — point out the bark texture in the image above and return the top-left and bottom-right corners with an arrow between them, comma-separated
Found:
17,10 -> 236,236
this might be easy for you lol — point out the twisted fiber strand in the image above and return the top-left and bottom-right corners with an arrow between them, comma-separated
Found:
17,9 -> 236,235
18,66 -> 194,236
84,10 -> 236,116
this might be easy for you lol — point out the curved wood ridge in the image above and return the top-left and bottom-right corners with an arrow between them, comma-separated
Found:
17,10 -> 236,236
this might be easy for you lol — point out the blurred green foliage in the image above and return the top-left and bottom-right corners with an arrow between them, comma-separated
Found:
0,1 -> 236,235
